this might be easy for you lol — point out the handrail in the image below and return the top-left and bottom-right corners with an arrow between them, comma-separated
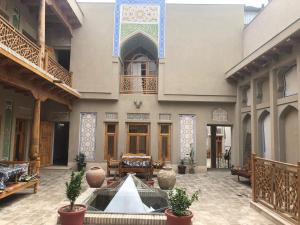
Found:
47,55 -> 72,86
120,75 -> 158,94
252,153 -> 299,224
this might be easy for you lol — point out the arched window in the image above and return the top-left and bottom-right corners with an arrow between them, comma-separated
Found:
124,53 -> 158,76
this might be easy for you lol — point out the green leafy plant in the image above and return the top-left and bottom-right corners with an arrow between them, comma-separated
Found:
168,187 -> 199,216
65,170 -> 85,211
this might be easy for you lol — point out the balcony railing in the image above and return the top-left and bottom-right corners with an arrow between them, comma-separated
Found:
120,75 -> 158,94
252,154 -> 299,224
0,16 -> 72,87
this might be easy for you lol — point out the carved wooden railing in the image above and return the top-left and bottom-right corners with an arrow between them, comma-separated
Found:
120,75 -> 158,94
47,56 -> 72,86
0,16 -> 72,87
252,154 -> 300,224
0,15 -> 40,66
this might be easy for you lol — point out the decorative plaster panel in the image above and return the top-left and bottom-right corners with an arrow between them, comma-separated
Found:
121,5 -> 159,23
79,113 -> 97,160
121,23 -> 158,42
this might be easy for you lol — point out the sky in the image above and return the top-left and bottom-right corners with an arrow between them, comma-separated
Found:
77,0 -> 269,7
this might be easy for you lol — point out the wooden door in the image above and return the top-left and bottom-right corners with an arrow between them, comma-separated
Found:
216,136 -> 223,159
158,124 -> 171,162
14,119 -> 27,161
39,121 -> 54,167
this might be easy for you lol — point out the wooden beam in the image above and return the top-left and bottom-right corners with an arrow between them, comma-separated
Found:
46,0 -> 73,36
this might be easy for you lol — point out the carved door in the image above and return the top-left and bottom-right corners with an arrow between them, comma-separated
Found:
14,119 -> 27,161
39,121 -> 54,167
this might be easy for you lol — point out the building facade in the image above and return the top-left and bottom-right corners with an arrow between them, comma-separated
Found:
0,0 -> 299,171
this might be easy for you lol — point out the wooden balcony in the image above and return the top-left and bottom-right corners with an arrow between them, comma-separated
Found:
120,75 -> 158,94
0,15 -> 72,87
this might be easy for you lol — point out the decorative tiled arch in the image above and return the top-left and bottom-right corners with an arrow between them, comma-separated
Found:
113,0 -> 166,58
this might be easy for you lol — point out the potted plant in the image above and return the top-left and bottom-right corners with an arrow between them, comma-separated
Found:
75,153 -> 86,171
165,187 -> 199,225
177,159 -> 186,174
58,171 -> 86,225
188,145 -> 195,174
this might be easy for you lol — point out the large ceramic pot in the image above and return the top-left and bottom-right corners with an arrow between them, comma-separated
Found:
58,204 -> 86,225
165,209 -> 193,225
86,167 -> 106,188
157,167 -> 176,190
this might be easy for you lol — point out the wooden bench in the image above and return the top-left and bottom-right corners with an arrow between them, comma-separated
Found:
0,160 -> 39,200
231,160 -> 251,182
119,153 -> 153,179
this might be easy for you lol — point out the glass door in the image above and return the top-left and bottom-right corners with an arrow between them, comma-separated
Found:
127,123 -> 150,155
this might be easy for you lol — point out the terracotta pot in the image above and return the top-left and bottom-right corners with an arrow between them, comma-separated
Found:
165,208 -> 193,225
106,178 -> 117,186
145,179 -> 155,187
157,167 -> 176,190
86,166 -> 106,188
58,204 -> 86,225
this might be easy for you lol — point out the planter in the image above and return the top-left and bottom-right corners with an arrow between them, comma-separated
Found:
145,179 -> 155,187
86,167 -> 106,188
157,167 -> 176,190
188,166 -> 195,174
165,208 -> 193,225
177,165 -> 186,174
77,162 -> 86,172
58,204 -> 86,225
106,178 -> 118,186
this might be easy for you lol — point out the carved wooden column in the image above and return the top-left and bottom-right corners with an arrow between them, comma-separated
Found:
250,78 -> 258,154
211,125 -> 217,168
38,0 -> 46,68
269,69 -> 278,160
30,99 -> 41,175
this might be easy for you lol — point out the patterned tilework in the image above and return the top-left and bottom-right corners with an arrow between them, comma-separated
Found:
79,113 -> 97,160
121,23 -> 159,42
180,115 -> 196,159
114,0 -> 165,58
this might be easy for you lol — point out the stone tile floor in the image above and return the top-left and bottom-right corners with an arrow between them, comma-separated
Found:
0,169 -> 274,225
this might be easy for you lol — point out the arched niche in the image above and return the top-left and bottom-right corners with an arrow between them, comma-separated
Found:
279,105 -> 299,164
242,114 -> 251,165
258,110 -> 271,159
120,32 -> 158,75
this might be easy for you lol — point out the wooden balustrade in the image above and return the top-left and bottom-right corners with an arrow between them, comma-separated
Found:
47,55 -> 72,86
0,15 -> 72,87
252,154 -> 300,224
120,75 -> 158,94
0,15 -> 40,66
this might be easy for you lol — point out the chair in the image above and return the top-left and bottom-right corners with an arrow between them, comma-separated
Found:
231,159 -> 251,182
107,155 -> 120,177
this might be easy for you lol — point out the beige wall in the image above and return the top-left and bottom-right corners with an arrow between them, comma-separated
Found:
68,95 -> 235,167
243,0 -> 300,57
71,3 -> 243,102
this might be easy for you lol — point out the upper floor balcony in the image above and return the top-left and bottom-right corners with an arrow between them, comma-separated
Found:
120,75 -> 158,94
0,15 -> 72,87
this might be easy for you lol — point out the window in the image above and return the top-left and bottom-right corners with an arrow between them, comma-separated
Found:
105,123 -> 118,160
158,124 -> 171,161
127,123 -> 150,154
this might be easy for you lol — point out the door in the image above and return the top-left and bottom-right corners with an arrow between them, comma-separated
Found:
14,119 -> 27,161
158,124 -> 171,161
39,121 -> 54,166
105,123 -> 118,160
53,122 -> 69,165
127,123 -> 150,154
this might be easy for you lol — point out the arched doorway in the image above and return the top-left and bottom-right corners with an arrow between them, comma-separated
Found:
279,105 -> 299,164
120,33 -> 158,94
242,114 -> 251,165
258,111 -> 271,159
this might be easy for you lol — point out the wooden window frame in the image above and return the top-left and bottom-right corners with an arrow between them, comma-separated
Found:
104,122 -> 118,160
126,123 -> 150,155
158,123 -> 171,162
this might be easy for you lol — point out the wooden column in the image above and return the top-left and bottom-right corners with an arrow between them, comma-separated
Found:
38,0 -> 46,68
297,161 -> 300,225
30,99 -> 41,174
211,125 -> 217,168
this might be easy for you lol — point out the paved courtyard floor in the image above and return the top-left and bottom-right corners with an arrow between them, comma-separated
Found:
0,169 -> 274,225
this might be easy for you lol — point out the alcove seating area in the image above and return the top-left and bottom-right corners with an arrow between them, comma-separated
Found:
0,160 -> 39,200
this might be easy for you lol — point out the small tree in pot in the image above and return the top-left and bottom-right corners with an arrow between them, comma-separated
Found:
165,187 -> 199,225
58,170 -> 86,225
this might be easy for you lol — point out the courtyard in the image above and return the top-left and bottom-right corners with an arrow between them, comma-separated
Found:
0,169 -> 274,225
